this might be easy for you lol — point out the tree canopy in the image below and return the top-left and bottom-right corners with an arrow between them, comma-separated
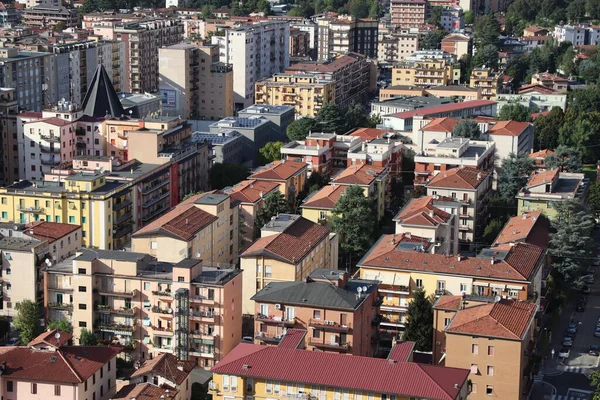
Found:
533,107 -> 564,150
287,117 -> 317,141
403,289 -> 433,352
79,328 -> 98,346
47,320 -> 73,333
210,163 -> 250,190
452,119 -> 481,139
258,142 -> 284,165
14,300 -> 40,345
544,145 -> 582,172
497,103 -> 531,122
421,30 -> 446,50
254,191 -> 291,237
497,152 -> 534,205
589,180 -> 600,220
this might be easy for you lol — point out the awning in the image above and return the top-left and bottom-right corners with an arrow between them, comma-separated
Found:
392,273 -> 410,286
507,285 -> 524,290
490,284 -> 506,290
472,282 -> 489,287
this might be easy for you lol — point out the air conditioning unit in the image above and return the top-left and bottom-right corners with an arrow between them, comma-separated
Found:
275,304 -> 282,310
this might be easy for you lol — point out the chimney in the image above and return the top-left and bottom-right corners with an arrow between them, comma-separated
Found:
406,232 -> 411,239
477,172 -> 481,181
336,271 -> 349,288
457,255 -> 462,262
429,209 -> 435,218
490,256 -> 495,265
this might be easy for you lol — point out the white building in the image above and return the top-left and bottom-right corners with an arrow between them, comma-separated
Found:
554,23 -> 600,46
212,21 -> 290,110
291,19 -> 318,53
440,7 -> 464,32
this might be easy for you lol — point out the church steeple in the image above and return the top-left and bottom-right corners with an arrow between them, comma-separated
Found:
81,65 -> 125,119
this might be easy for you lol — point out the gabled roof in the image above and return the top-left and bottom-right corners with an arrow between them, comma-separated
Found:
446,299 -> 537,340
29,329 -> 72,348
529,149 -> 554,159
241,217 -> 330,264
518,83 -> 556,95
391,100 -> 495,119
349,128 -> 393,141
331,164 -> 386,186
359,235 -> 545,282
130,353 -> 195,385
433,295 -> 464,311
82,65 -> 125,118
249,160 -> 307,181
30,117 -> 72,127
492,210 -> 549,248
526,168 -> 559,188
301,185 -> 348,210
393,196 -> 451,227
278,329 -> 307,349
420,117 -> 460,133
227,180 -> 280,204
442,33 -> 470,42
488,120 -> 531,136
113,383 -> 178,400
211,344 -> 469,400
24,222 -> 81,243
426,167 -> 488,190
387,341 -> 415,362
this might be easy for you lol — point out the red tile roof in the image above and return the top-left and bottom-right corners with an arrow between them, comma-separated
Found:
278,329 -> 307,349
442,33 -> 470,42
302,185 -> 348,210
35,117 -> 72,127
529,149 -> 554,159
132,193 -> 218,241
427,167 -> 488,189
0,345 -> 121,383
332,164 -> 387,186
360,235 -> 544,282
493,210 -> 549,248
420,117 -> 460,133
18,111 -> 43,119
446,299 -> 537,340
530,111 -> 550,120
249,160 -> 307,181
391,100 -> 495,119
130,353 -> 195,385
211,344 -> 469,400
24,222 -> 81,243
526,168 -> 559,188
394,196 -> 451,227
433,295 -> 464,311
241,217 -> 330,264
227,180 -> 280,204
349,128 -> 393,141
29,329 -> 72,348
518,84 -> 556,95
113,383 -> 178,400
387,341 -> 415,362
487,120 -> 531,136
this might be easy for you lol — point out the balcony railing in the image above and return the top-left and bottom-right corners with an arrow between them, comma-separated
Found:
47,283 -> 73,291
97,288 -> 135,297
40,134 -> 60,143
254,332 -> 282,343
97,323 -> 136,335
113,199 -> 132,212
255,314 -> 296,326
95,305 -> 135,315
152,290 -> 173,297
41,157 -> 60,166
17,205 -> 43,213
142,205 -> 169,222
48,302 -> 73,310
142,192 -> 170,208
142,179 -> 169,195
308,338 -> 350,351
191,311 -> 219,320
40,145 -> 60,153
308,319 -> 352,332
152,306 -> 173,315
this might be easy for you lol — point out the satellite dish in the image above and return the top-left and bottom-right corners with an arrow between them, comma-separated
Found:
494,296 -> 501,302
357,287 -> 363,294
212,331 -> 217,337
195,253 -> 201,259
45,258 -> 52,266
362,286 -> 368,292
54,332 -> 61,340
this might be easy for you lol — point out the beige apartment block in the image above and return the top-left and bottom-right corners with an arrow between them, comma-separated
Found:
469,68 -> 503,100
239,214 -> 338,315
392,59 -> 456,87
131,192 -> 239,265
390,0 -> 426,27
44,248 -> 243,369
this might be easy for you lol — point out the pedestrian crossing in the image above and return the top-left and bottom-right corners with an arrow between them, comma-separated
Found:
551,395 -> 590,400
562,366 -> 588,374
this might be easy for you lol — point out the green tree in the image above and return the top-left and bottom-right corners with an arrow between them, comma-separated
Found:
550,199 -> 596,284
344,103 -> 377,131
258,142 -> 284,165
464,10 -> 474,24
210,163 -> 250,189
47,319 -> 73,333
558,110 -> 600,163
287,117 -> 317,141
587,0 -> 600,19
579,59 -> 600,84
53,22 -> 66,32
533,107 -> 564,150
403,289 -> 433,351
472,44 -> 499,69
497,103 -> 531,122
316,103 -> 345,133
567,0 -> 587,20
544,145 -> 582,172
13,300 -> 40,345
452,119 -> 481,139
254,191 -> 291,236
497,152 -> 534,205
348,0 -> 369,17
332,185 -> 377,264
79,328 -> 98,346
421,30 -> 446,50
473,14 -> 501,50
588,180 -> 600,220
482,219 -> 503,245
428,6 -> 442,27
368,0 -> 380,18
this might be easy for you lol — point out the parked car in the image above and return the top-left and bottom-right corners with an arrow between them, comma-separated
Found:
590,345 -> 600,356
583,286 -> 592,295
559,347 -> 571,358
563,337 -> 574,347
577,303 -> 586,312
5,338 -> 20,346
584,275 -> 595,284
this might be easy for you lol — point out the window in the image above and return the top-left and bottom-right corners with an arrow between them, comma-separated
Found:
472,344 -> 478,354
82,216 -> 87,223
266,380 -> 273,394
486,385 -> 493,395
78,268 -> 86,274
78,286 -> 87,292
415,279 -> 423,288
151,241 -> 158,249
100,385 -> 103,396
312,329 -> 320,338
178,277 -> 184,282
223,375 -> 230,391
85,379 -> 88,391
100,366 -> 103,378
55,385 -> 61,396
79,321 -> 87,328
231,376 -> 237,392
31,383 -> 37,394
274,382 -> 280,394
69,216 -> 75,223
313,310 -> 321,319
265,266 -> 272,278
444,318 -> 452,327
144,282 -> 151,290
487,366 -> 494,376
5,253 -> 11,260
460,283 -> 467,292
508,290 -> 518,297
471,383 -> 477,394
5,268 -> 10,275
6,283 -> 11,290
79,304 -> 87,310
7,380 -> 13,392
247,378 -> 253,392
488,346 -> 495,356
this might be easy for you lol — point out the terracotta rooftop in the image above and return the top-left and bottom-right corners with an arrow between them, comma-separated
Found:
433,295 -> 464,311
249,160 -> 307,181
132,193 -> 218,241
387,341 -> 415,362
493,210 -> 549,248
393,196 -> 451,227
349,128 -> 393,141
487,120 -> 531,136
130,353 -> 195,385
211,344 -> 469,400
29,329 -> 72,348
529,149 -> 554,159
18,111 -> 43,119
426,167 -> 488,190
420,117 -> 460,133
526,168 -> 559,188
531,111 -> 551,120
302,185 -> 348,210
34,117 -> 72,127
113,383 -> 178,400
442,33 -> 470,42
227,180 -> 280,204
359,234 -> 545,282
241,217 -> 330,264
278,329 -> 307,349
391,100 -> 495,119
23,222 -> 81,243
332,164 -> 387,186
518,83 -> 556,95
446,299 -> 537,340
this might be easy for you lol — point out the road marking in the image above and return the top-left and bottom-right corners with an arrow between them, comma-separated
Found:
563,366 -> 588,374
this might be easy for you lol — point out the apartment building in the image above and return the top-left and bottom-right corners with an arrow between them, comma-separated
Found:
131,192 -> 239,265
225,180 -> 280,249
192,130 -> 246,165
393,196 -> 459,255
0,329 -> 120,400
433,296 -> 538,400
159,44 -> 234,120
0,48 -> 54,112
289,29 -> 310,57
252,269 -> 380,356
440,6 -> 464,31
212,21 -> 290,110
346,137 -> 403,177
240,214 -> 338,315
441,33 -> 471,59
22,4 -> 78,30
554,23 -> 600,46
482,120 -> 534,163
129,353 -> 195,400
209,342 -> 470,400
469,68 -> 503,100
0,88 -> 20,186
301,185 -> 348,228
249,160 -> 308,204
371,95 -> 450,117
43,249 -> 243,368
285,53 -> 373,111
255,74 -> 335,117
0,3 -> 19,27
497,85 -> 567,112
316,15 -> 378,60
493,210 -> 550,249
392,56 -> 457,88
530,72 -> 569,92
390,0 -> 426,28
377,26 -> 420,65
280,132 -> 337,177
516,169 -> 588,219
426,85 -> 482,101
357,233 -> 545,334
332,164 -> 390,221
115,19 -> 184,93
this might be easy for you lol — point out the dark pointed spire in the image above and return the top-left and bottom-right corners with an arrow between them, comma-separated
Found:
81,65 -> 125,119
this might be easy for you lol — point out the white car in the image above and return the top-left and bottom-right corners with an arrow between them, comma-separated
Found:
559,347 -> 570,358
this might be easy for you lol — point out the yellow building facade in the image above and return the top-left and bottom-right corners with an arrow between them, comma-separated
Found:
392,59 -> 455,87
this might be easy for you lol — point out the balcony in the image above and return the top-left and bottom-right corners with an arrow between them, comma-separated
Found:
255,332 -> 282,344
48,302 -> 73,310
308,319 -> 352,332
308,338 -> 350,352
152,290 -> 173,299
97,288 -> 135,298
191,311 -> 219,322
380,317 -> 405,329
114,212 -> 133,226
47,283 -> 73,291
114,225 -> 133,239
142,179 -> 169,195
97,323 -> 136,335
40,145 -> 60,153
459,225 -> 470,231
151,326 -> 174,336
40,134 -> 60,143
380,303 -> 408,312
95,305 -> 135,316
256,313 -> 296,327
190,296 -> 217,305
152,306 -> 173,317
17,205 -> 43,213
113,199 -> 132,212
142,205 -> 169,222
41,157 -> 60,166
379,285 -> 410,295
142,191 -> 170,208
